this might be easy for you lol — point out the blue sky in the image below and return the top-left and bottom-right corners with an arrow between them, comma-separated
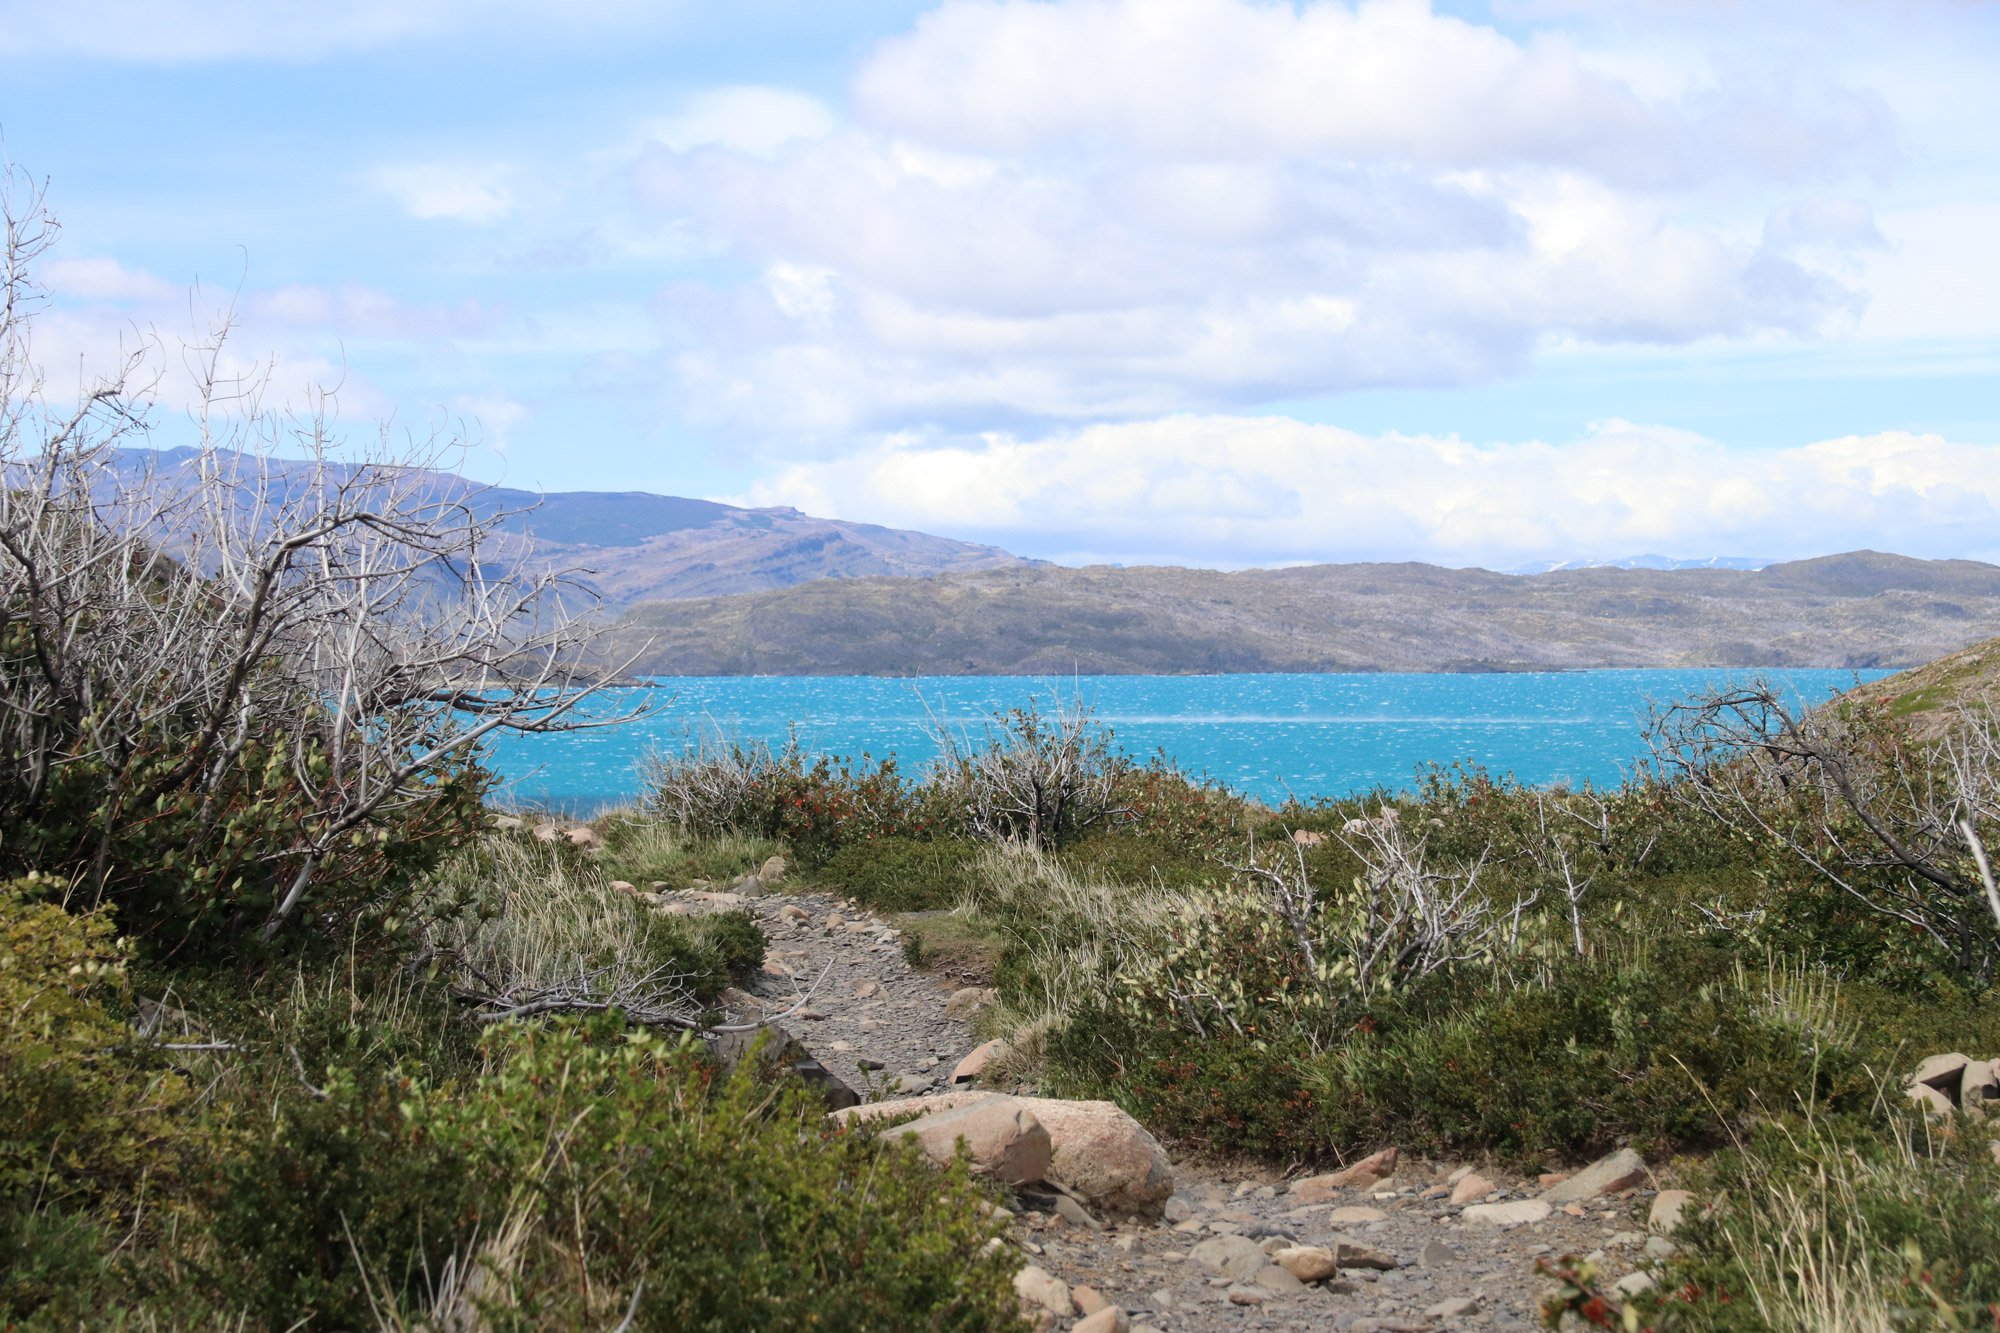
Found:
7,0 -> 2000,570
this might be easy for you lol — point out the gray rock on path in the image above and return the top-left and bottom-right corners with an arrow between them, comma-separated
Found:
1420,1240 -> 1457,1268
1014,1265 -> 1073,1317
1462,1199 -> 1552,1228
1540,1148 -> 1648,1203
1190,1235 -> 1268,1282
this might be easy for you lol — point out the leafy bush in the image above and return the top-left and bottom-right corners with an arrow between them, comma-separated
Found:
815,836 -> 987,911
697,908 -> 768,980
1044,944 -> 1949,1166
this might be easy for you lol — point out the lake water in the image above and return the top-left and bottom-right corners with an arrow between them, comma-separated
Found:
483,669 -> 1890,812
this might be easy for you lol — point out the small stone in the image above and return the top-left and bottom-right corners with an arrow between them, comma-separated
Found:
1190,1235 -> 1268,1282
565,826 -> 602,851
1273,1244 -> 1339,1281
953,1038 -> 1008,1085
1149,1288 -> 1177,1312
760,854 -> 787,882
533,823 -> 559,842
1613,1271 -> 1656,1297
1541,1149 -> 1648,1204
1328,1206 -> 1387,1225
1538,1172 -> 1571,1190
1256,1263 -> 1306,1295
824,913 -> 846,930
1563,1203 -> 1587,1218
650,881 -> 669,891
945,986 -> 987,1019
1427,1295 -> 1482,1318
1333,1240 -> 1398,1270
1113,1234 -> 1139,1253
1073,1308 -> 1129,1333
1227,1285 -> 1265,1306
1461,1200 -> 1552,1229
1164,1197 -> 1194,1223
1419,1240 -> 1456,1268
1644,1235 -> 1679,1260
1073,1285 -> 1111,1316
779,905 -> 809,923
1446,1166 -> 1474,1184
852,979 -> 881,998
829,1041 -> 856,1052
607,879 -> 638,896
1649,1190 -> 1694,1233
1014,1265 -> 1073,1317
1055,1194 -> 1103,1231
1448,1174 -> 1493,1206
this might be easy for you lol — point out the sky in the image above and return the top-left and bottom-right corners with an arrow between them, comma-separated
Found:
5,0 -> 2000,571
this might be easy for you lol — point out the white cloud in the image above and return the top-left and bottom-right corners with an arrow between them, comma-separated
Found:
0,0 -> 656,61
642,87 -> 837,158
748,417 -> 2000,568
42,257 -> 178,302
371,163 -> 520,224
629,0 -> 1893,436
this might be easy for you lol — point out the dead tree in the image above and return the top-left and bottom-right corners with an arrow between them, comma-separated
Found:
0,169 -> 651,941
1647,681 -> 2000,979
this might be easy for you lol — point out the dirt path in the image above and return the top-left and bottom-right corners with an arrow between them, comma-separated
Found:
681,884 -> 1665,1331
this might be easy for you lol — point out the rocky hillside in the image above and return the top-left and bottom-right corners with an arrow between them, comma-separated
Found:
107,447 -> 1038,605
599,550 -> 2000,675
1841,632 -> 2000,736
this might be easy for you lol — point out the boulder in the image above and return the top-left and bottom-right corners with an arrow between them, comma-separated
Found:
1272,1245 -> 1338,1282
760,854 -> 788,882
1913,1052 -> 1971,1092
885,1095 -> 1052,1186
1540,1148 -> 1648,1203
1909,1083 -> 1955,1118
533,823 -> 560,843
831,1092 -> 1174,1216
1448,1174 -> 1493,1205
1073,1285 -> 1111,1316
1461,1199 -> 1551,1228
1649,1189 -> 1695,1234
1255,1263 -> 1306,1295
1014,1266 -> 1073,1318
952,1039 -> 1009,1085
1191,1235 -> 1268,1282
1965,1060 -> 2000,1109
565,826 -> 602,852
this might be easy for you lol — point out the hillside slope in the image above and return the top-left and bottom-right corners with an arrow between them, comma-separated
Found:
105,448 -> 1038,604
599,551 -> 2000,675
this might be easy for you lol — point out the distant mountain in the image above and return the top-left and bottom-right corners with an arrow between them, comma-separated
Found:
598,550 -> 2000,676
106,448 -> 1040,605
1504,555 -> 1776,575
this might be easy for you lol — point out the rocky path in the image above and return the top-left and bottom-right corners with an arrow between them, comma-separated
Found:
670,881 -> 1676,1332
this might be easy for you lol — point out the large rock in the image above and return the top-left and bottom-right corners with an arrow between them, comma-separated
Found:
1074,1309 -> 1129,1333
833,1093 -> 1174,1214
1191,1235 -> 1268,1282
1448,1173 -> 1493,1205
1540,1148 -> 1648,1203
566,826 -> 603,852
885,1095 -> 1052,1185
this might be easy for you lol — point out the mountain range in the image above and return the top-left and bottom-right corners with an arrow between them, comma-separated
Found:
595,551 -> 2000,676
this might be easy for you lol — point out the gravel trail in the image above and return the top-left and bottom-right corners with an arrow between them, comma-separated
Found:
674,882 -> 1666,1332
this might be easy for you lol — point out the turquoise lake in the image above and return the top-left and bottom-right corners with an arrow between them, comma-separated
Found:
484,669 -> 1891,812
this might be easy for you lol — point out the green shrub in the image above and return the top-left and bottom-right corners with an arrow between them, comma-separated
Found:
694,908 -> 767,980
389,1018 -> 1023,1332
815,836 -> 987,911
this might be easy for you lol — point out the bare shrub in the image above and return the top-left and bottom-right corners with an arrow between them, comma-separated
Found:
636,723 -> 788,833
1648,681 -> 2000,977
928,692 -> 1128,849
0,172 -> 646,943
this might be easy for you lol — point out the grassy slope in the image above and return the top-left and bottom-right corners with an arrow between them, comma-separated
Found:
601,550 -> 2000,676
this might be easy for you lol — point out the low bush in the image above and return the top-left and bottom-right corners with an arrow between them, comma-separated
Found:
815,835 -> 987,911
1632,1110 -> 2000,1331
